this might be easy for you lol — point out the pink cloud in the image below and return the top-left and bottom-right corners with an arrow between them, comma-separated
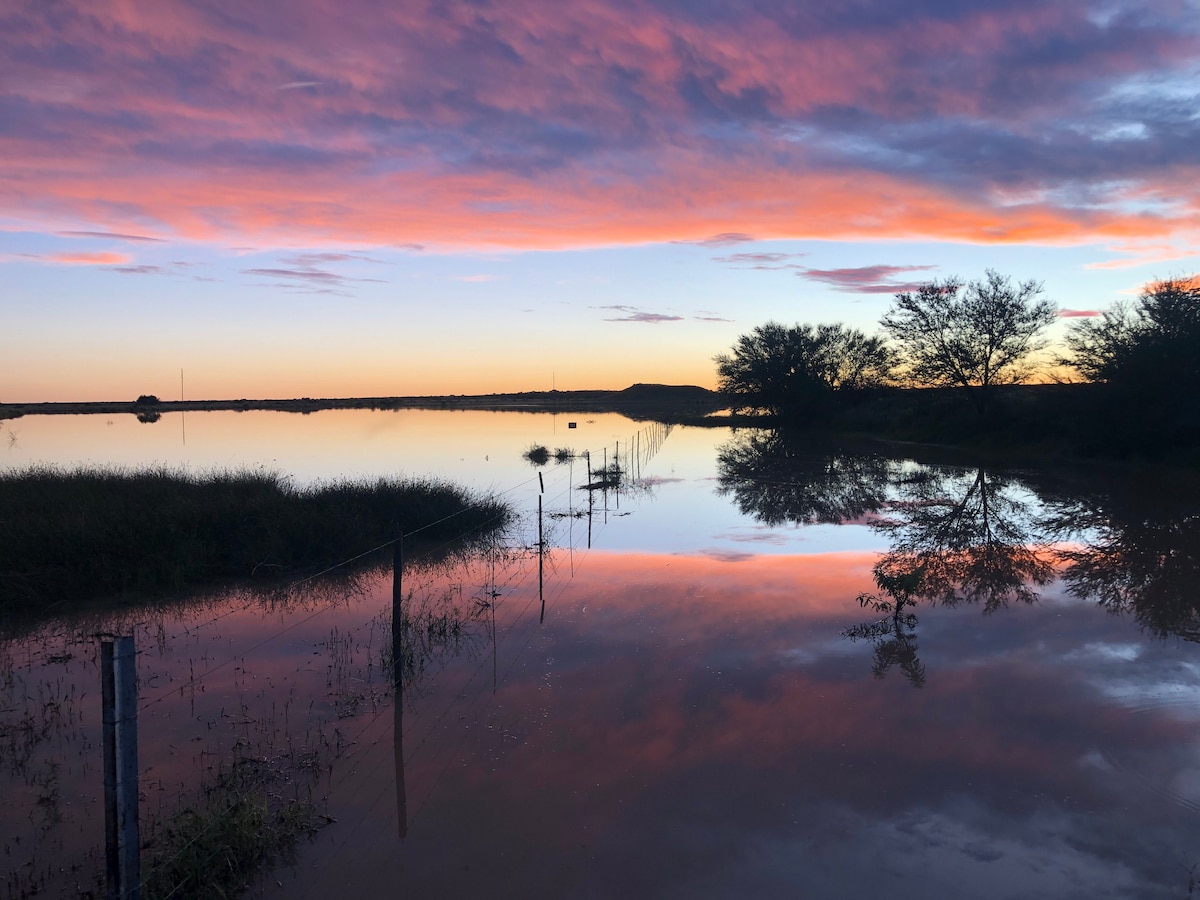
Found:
1058,309 -> 1102,318
1,1 -> 1197,250
45,251 -> 131,265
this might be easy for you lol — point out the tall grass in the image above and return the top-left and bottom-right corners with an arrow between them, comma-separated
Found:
0,465 -> 511,617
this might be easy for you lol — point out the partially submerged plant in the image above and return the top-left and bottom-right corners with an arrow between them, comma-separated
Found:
523,444 -> 551,466
141,757 -> 329,900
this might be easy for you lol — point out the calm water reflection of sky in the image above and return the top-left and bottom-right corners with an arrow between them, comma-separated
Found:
3,410 -> 1199,898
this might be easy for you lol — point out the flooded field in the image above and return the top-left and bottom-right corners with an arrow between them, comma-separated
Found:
3,410 -> 1199,898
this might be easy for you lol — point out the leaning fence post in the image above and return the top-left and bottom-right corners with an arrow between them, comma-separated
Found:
102,635 -> 140,900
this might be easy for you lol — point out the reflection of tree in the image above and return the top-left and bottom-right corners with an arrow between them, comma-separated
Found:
843,564 -> 926,688
874,467 -> 1053,612
715,430 -> 893,526
1045,490 -> 1200,642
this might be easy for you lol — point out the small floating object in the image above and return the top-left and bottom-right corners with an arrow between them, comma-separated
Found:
568,422 -> 577,428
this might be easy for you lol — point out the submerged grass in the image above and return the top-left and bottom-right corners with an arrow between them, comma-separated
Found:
142,758 -> 329,900
523,443 -> 551,466
0,465 -> 511,618
523,444 -> 576,466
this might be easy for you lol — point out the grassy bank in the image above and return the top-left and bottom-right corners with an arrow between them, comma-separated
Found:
0,466 -> 511,619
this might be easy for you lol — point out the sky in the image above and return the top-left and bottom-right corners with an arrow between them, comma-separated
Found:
3,0 -> 1199,402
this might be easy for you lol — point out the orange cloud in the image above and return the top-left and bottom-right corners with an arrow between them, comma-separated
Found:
3,1 -> 1198,252
44,251 -> 131,265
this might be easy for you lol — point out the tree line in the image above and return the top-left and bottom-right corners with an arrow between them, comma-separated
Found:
715,271 -> 1200,451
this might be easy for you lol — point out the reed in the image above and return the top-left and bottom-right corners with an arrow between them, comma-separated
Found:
0,465 -> 511,616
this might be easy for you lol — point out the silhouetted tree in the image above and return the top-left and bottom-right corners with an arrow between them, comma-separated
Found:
881,270 -> 1057,416
715,430 -> 894,526
1066,277 -> 1200,382
1064,276 -> 1200,449
714,322 -> 893,419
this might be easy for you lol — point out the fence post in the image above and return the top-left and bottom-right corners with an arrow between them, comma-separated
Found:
102,635 -> 140,900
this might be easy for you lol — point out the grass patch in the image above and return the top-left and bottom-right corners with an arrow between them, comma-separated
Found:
523,444 -> 576,466
523,444 -> 551,466
0,465 -> 511,620
142,758 -> 329,900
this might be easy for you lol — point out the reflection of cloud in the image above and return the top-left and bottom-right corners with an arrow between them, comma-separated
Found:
797,264 -> 938,294
696,549 -> 757,562
713,530 -> 793,545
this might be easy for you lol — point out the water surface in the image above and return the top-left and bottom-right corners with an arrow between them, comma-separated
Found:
2,410 -> 1198,898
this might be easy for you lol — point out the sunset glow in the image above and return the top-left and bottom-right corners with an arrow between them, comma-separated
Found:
3,1 -> 1198,400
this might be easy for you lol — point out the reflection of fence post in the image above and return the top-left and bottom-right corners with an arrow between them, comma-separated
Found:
101,635 -> 140,900
392,528 -> 404,686
391,527 -> 407,840
538,492 -> 545,623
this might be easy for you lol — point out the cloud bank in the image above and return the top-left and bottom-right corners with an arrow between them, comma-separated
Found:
3,0 -> 1198,252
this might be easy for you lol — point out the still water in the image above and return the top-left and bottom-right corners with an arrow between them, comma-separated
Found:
2,409 -> 1199,898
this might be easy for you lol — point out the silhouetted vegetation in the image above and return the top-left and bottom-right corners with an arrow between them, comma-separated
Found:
1064,276 -> 1200,453
1044,474 -> 1200,642
523,443 -> 551,466
844,563 -> 927,688
522,444 -> 576,466
881,270 -> 1057,417
708,269 -> 1200,458
873,465 -> 1054,612
715,433 -> 1200,685
714,322 -> 893,419
715,430 -> 893,525
0,466 -> 511,621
